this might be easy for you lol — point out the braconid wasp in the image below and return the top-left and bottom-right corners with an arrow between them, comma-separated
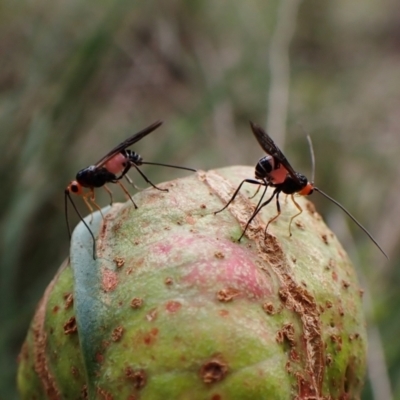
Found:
215,121 -> 388,259
65,120 -> 196,259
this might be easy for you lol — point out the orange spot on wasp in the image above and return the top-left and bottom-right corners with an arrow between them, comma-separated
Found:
215,122 -> 387,259
65,120 -> 195,259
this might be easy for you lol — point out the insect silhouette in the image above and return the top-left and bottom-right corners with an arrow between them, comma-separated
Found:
65,120 -> 196,259
215,121 -> 388,259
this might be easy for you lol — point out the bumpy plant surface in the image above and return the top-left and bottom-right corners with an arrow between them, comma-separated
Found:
18,166 -> 367,400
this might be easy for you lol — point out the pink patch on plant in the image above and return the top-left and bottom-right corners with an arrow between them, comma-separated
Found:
152,242 -> 173,255
102,268 -> 118,292
177,237 -> 273,299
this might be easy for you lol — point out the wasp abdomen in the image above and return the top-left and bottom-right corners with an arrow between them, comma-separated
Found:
255,156 -> 275,179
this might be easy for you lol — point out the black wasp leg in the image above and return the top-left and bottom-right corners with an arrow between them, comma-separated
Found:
238,188 -> 279,241
131,165 -> 168,192
114,160 -> 132,182
112,161 -> 144,191
113,159 -> 165,195
116,181 -> 138,209
264,190 -> 282,236
288,194 -> 303,236
214,179 -> 263,215
251,178 -> 269,215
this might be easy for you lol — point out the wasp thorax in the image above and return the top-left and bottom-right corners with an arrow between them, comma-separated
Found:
296,173 -> 308,186
280,173 -> 309,195
76,166 -> 96,182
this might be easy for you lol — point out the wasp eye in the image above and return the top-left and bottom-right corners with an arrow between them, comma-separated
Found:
70,182 -> 80,193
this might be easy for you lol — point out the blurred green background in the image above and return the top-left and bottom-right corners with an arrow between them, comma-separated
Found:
1,0 -> 399,398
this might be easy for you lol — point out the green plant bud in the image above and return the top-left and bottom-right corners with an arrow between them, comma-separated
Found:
18,166 -> 367,400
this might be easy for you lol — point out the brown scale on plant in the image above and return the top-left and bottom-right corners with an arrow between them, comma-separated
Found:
199,356 -> 229,384
125,367 -> 147,390
111,326 -> 124,342
216,287 -> 241,302
63,293 -> 74,309
63,316 -> 77,335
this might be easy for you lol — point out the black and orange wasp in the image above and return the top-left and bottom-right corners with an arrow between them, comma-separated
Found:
65,120 -> 196,259
215,121 -> 387,259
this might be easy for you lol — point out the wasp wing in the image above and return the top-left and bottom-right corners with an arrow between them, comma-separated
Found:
94,121 -> 163,168
249,121 -> 302,185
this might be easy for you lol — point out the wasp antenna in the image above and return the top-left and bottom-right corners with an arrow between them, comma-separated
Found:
64,190 -> 72,240
314,187 -> 388,259
306,135 -> 316,183
65,190 -> 97,259
140,161 -> 197,172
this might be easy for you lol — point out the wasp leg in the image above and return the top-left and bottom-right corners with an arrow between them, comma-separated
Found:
81,192 -> 95,223
116,181 -> 138,209
248,184 -> 262,199
114,161 -> 132,181
85,188 -> 105,221
284,194 -> 289,204
111,168 -> 138,208
103,185 -> 114,206
264,190 -> 282,237
131,164 -> 168,192
238,187 -> 278,241
251,184 -> 268,217
124,174 -> 144,191
288,194 -> 303,236
113,161 -> 145,190
215,179 -> 264,215
115,163 -> 144,191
